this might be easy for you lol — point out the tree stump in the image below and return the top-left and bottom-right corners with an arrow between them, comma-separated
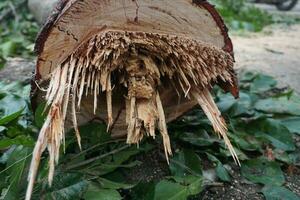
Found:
26,1 -> 239,199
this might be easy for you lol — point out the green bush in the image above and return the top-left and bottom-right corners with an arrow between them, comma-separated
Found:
0,0 -> 38,68
212,0 -> 273,32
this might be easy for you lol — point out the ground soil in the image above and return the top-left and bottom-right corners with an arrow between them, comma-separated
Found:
233,24 -> 300,94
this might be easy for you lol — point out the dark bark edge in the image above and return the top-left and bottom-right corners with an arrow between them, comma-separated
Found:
193,0 -> 239,98
34,0 -> 69,57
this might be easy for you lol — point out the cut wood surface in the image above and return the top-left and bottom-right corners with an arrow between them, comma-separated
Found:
27,1 -> 239,200
35,0 -> 234,78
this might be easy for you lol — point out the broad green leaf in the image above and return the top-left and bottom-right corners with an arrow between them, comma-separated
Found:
170,176 -> 203,196
281,117 -> 300,135
229,93 -> 256,117
217,92 -> 256,116
83,184 -> 121,200
98,177 -> 133,190
0,40 -> 18,58
230,132 -> 263,152
250,74 -> 277,93
288,150 -> 300,166
206,153 -> 231,182
84,189 -> 121,200
262,186 -> 300,200
179,132 -> 218,147
169,149 -> 202,177
155,181 -> 186,200
219,146 -> 248,161
6,124 -> 28,138
1,146 -> 31,200
130,182 -> 156,200
241,158 -> 285,186
79,122 -> 111,144
247,119 -> 295,151
34,102 -> 47,128
41,173 -> 88,200
240,71 -> 257,82
79,145 -> 146,176
154,177 -> 202,200
273,149 -> 292,164
255,98 -> 300,116
0,108 -> 24,125
216,163 -> 231,182
0,135 -> 33,149
217,93 -> 236,113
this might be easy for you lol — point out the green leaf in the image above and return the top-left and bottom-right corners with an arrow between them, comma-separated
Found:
230,131 -> 263,152
219,146 -> 249,161
84,189 -> 122,200
216,163 -> 231,182
78,145 -> 145,176
79,122 -> 111,144
0,40 -> 18,58
98,177 -> 133,190
246,119 -> 295,151
154,177 -> 203,200
34,102 -> 47,128
281,117 -> 300,135
217,93 -> 236,113
288,151 -> 300,166
0,108 -> 24,125
41,173 -> 89,200
241,158 -> 285,186
83,184 -> 121,200
170,176 -> 203,196
0,135 -> 33,149
206,153 -> 231,182
255,98 -> 300,116
250,74 -> 277,93
130,182 -> 156,200
273,149 -> 293,165
155,181 -> 186,200
179,132 -> 218,147
1,146 -> 31,200
169,149 -> 202,177
262,186 -> 300,200
240,71 -> 257,82
217,92 -> 256,117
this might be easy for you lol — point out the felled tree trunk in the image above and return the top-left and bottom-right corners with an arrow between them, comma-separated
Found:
27,1 -> 239,199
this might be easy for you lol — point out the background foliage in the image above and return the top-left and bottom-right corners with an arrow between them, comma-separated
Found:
212,0 -> 300,32
0,0 -> 38,69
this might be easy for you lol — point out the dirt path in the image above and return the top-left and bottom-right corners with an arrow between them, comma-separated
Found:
233,24 -> 300,93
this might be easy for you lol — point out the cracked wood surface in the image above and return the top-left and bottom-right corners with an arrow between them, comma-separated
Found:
35,0 -> 231,79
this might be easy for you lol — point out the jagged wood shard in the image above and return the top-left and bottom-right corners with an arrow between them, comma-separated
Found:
27,1 -> 240,200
